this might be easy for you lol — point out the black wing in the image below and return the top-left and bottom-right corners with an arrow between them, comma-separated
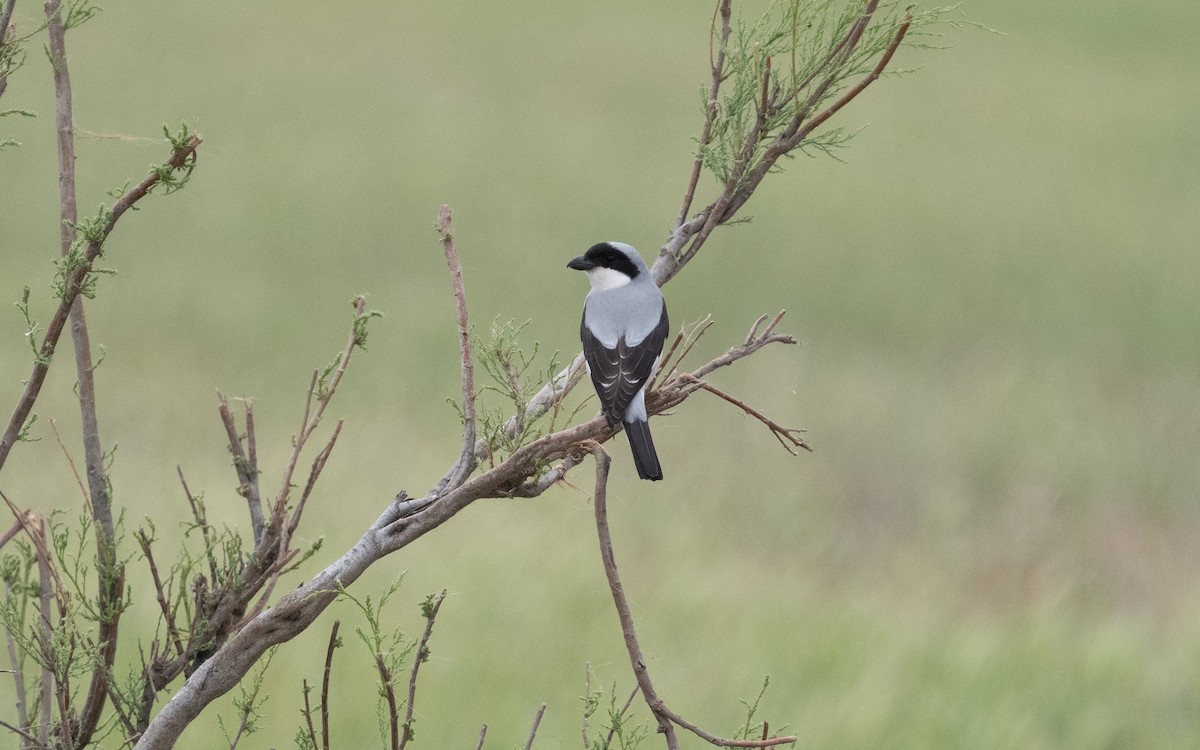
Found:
581,304 -> 669,425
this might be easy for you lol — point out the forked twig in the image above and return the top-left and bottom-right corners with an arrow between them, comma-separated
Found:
218,395 -> 263,543
680,375 -> 811,455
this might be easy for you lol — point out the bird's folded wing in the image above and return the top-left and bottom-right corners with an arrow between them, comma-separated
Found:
581,304 -> 669,423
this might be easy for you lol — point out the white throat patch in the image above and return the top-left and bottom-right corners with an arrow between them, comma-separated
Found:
586,266 -> 633,292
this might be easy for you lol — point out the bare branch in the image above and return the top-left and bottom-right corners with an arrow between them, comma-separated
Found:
0,518 -> 21,551
585,445 -> 798,749
398,590 -> 447,750
680,375 -> 811,455
0,719 -> 38,746
273,296 -> 366,522
321,620 -> 340,750
32,515 -> 53,748
474,724 -> 488,750
2,577 -> 28,744
434,204 -> 477,494
218,395 -> 263,543
177,466 -> 219,584
584,445 -> 679,747
523,703 -> 548,750
301,679 -> 318,750
135,531 -> 184,657
47,417 -> 89,505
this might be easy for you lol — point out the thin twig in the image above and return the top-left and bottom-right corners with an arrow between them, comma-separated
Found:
48,418 -> 89,506
2,577 -> 28,743
0,518 -> 21,551
601,686 -> 641,750
585,445 -> 798,748
680,375 -> 811,455
581,662 -> 591,750
321,620 -> 340,750
273,296 -> 366,523
786,12 -> 911,147
301,679 -> 318,750
32,514 -> 53,748
398,590 -> 447,750
135,531 -> 184,657
218,394 -> 263,543
677,0 -> 733,228
177,467 -> 218,584
523,703 -> 547,750
286,419 -> 344,538
436,204 -> 477,493
374,651 -> 400,750
0,719 -> 38,745
474,724 -> 488,750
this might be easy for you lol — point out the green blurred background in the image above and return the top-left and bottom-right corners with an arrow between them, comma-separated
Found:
3,0 -> 1200,747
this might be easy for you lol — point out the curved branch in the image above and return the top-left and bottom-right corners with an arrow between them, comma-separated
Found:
584,444 -> 797,749
0,133 -> 202,470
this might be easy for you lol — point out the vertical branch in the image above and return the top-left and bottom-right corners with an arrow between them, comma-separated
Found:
585,445 -> 679,749
218,395 -> 263,543
320,620 -> 340,750
436,204 -> 477,492
398,590 -> 446,750
373,652 -> 400,750
32,514 -> 53,749
676,0 -> 733,229
3,577 -> 29,746
44,4 -> 121,743
586,445 -> 797,749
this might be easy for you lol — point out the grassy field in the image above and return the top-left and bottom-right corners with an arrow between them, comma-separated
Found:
3,0 -> 1199,747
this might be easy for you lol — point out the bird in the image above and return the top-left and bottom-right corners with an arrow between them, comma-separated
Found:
567,241 -> 669,480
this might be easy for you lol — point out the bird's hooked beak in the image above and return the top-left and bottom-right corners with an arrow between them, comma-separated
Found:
567,255 -> 594,271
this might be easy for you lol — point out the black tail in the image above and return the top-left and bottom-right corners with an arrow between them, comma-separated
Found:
623,418 -> 663,481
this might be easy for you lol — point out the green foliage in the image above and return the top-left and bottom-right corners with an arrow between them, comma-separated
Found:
454,317 -> 586,469
335,577 -> 420,745
701,0 -> 960,186
352,304 -> 384,350
581,675 -> 649,750
63,0 -> 102,30
53,204 -> 116,301
16,412 -> 39,443
219,646 -> 277,746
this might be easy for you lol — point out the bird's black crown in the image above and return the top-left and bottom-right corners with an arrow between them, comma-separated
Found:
582,242 -> 640,279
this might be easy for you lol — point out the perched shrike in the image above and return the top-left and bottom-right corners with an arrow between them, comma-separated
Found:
568,242 -> 669,481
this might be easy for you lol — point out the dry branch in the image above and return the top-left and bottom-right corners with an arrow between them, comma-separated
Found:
321,620 -> 340,750
585,445 -> 798,749
524,703 -> 548,750
434,204 -> 478,495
